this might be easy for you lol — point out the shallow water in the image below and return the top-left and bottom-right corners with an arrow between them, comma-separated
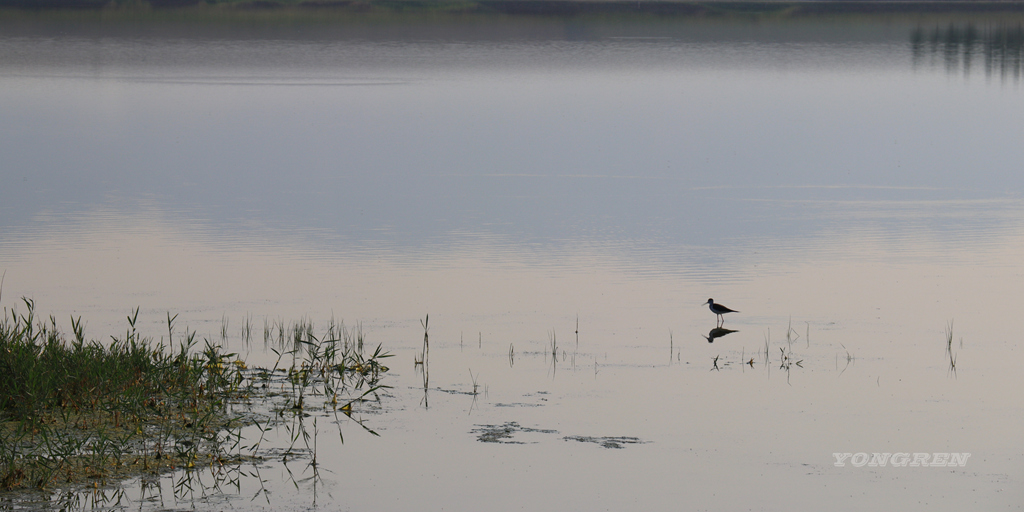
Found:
1,10 -> 1023,510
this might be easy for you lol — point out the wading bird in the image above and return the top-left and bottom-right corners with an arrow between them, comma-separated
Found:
704,298 -> 738,327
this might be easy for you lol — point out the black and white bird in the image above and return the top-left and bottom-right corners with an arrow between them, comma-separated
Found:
704,298 -> 738,327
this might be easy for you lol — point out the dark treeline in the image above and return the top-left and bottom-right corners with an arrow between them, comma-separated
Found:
3,0 -> 1024,17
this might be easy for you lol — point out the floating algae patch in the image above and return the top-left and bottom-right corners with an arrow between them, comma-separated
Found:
473,422 -> 646,448
563,435 -> 646,449
472,422 -> 558,444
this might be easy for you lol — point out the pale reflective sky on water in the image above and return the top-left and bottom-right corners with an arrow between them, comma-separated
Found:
0,11 -> 1022,510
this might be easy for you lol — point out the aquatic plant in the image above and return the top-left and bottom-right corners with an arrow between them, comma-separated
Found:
468,369 -> 479,396
0,299 -> 246,490
837,343 -> 855,377
0,300 -> 391,491
945,320 -> 959,378
415,315 -> 428,366
548,329 -> 557,361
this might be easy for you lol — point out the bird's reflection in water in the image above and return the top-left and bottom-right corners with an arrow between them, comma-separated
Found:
703,327 -> 738,343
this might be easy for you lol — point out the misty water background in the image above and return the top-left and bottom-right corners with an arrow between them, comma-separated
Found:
1,7 -> 1023,510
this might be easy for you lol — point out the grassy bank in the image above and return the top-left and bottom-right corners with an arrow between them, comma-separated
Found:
0,299 -> 390,492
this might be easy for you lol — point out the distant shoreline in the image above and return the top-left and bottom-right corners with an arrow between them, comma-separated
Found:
3,0 -> 1024,16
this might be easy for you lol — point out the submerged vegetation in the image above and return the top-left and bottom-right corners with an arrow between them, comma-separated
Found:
0,299 -> 391,492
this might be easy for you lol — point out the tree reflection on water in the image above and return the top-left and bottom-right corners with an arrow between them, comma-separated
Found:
912,22 -> 1023,79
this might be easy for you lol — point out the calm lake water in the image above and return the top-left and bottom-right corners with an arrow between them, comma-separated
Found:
1,8 -> 1023,510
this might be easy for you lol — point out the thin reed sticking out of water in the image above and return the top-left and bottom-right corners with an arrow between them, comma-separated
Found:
575,315 -> 579,351
416,316 -> 430,408
415,315 -> 429,366
263,317 -> 272,348
468,369 -> 479,396
945,320 -> 959,378
837,343 -> 854,377
241,313 -> 253,348
762,328 -> 770,365
547,329 -> 559,378
549,330 -> 558,361
785,317 -> 800,349
165,312 -> 177,345
944,320 -> 959,354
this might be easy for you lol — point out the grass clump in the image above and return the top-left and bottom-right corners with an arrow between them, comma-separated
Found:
0,299 -> 250,491
0,300 -> 392,493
